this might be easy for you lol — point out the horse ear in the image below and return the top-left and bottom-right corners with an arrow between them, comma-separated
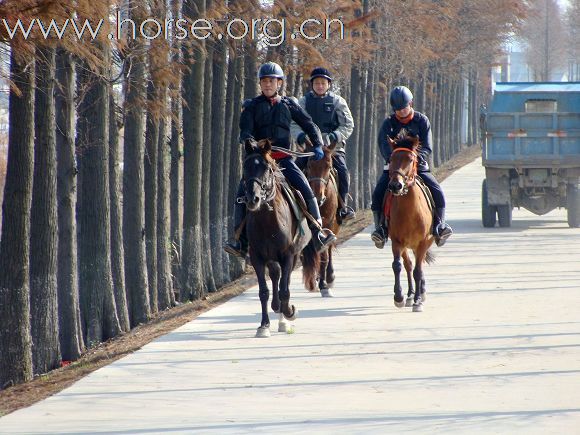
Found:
262,139 -> 272,154
244,139 -> 257,155
411,135 -> 420,150
328,141 -> 338,152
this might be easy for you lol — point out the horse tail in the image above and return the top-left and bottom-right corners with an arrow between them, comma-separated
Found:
302,241 -> 321,292
425,249 -> 436,265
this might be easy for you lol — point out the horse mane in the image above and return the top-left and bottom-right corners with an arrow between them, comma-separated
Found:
254,139 -> 286,184
392,129 -> 422,153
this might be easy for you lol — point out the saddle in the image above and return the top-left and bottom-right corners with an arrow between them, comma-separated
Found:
279,180 -> 309,244
383,175 -> 435,222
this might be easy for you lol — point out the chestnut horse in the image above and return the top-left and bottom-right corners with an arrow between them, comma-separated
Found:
243,139 -> 320,336
304,142 -> 341,297
387,134 -> 435,312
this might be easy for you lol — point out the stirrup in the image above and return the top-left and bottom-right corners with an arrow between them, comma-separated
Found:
339,206 -> 356,221
434,225 -> 452,247
371,229 -> 386,249
314,228 -> 337,252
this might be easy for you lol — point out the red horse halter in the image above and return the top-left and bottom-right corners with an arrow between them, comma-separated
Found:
389,148 -> 418,194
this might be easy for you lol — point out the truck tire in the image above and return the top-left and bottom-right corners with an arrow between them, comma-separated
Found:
482,180 -> 497,228
567,184 -> 580,228
497,203 -> 512,227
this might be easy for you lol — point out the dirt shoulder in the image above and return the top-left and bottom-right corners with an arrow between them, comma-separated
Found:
0,144 -> 481,417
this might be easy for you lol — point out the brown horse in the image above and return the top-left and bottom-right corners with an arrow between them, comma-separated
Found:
386,134 -> 435,312
304,142 -> 341,297
243,139 -> 320,336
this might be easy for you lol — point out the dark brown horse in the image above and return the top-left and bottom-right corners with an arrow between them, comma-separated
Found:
387,134 -> 435,312
243,139 -> 320,337
304,142 -> 341,297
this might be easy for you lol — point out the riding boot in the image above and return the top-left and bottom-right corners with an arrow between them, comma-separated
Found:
306,196 -> 337,252
338,193 -> 356,221
433,207 -> 453,247
224,200 -> 249,258
371,210 -> 388,249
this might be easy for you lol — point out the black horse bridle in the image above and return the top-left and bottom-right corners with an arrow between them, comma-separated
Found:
242,153 -> 277,205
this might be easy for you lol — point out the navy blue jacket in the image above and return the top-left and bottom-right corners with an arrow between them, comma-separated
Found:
377,111 -> 432,171
239,94 -> 323,150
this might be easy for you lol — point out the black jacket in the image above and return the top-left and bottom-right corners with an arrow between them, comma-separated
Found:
239,94 -> 323,149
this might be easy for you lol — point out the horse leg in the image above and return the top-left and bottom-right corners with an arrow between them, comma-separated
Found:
268,263 -> 281,314
402,250 -> 415,307
326,246 -> 335,285
319,249 -> 333,297
253,260 -> 271,337
412,249 -> 427,312
391,243 -> 405,308
279,254 -> 297,321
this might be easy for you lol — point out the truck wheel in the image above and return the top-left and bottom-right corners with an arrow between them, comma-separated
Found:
497,203 -> 512,227
482,180 -> 497,228
567,184 -> 580,228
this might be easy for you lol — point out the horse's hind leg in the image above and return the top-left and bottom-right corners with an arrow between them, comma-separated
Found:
279,254 -> 297,321
412,249 -> 427,313
326,246 -> 335,285
391,242 -> 405,308
268,263 -> 281,314
253,260 -> 271,337
402,250 -> 414,307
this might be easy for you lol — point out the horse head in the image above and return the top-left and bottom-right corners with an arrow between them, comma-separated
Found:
243,139 -> 277,211
306,141 -> 337,206
387,132 -> 421,196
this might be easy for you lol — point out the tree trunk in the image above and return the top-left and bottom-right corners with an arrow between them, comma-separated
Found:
145,80 -> 159,314
109,90 -> 130,332
181,0 -> 206,301
210,34 -> 227,287
55,48 -> 84,360
0,52 -> 35,388
30,47 -> 61,374
123,0 -> 151,323
77,50 -> 122,346
157,113 -> 175,310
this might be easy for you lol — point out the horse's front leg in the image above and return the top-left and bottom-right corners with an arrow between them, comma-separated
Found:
268,263 -> 281,314
279,254 -> 297,321
391,242 -> 405,308
412,262 -> 425,312
318,249 -> 333,297
402,250 -> 415,307
252,259 -> 271,337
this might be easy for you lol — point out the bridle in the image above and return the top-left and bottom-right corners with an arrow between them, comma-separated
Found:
306,159 -> 332,206
241,153 -> 277,206
389,147 -> 418,195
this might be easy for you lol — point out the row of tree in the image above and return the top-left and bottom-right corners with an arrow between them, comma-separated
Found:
0,0 -> 526,389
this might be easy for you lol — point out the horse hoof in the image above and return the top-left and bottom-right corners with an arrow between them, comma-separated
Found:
405,297 -> 414,307
284,306 -> 298,321
412,303 -> 423,313
394,296 -> 405,308
255,326 -> 271,338
320,288 -> 334,297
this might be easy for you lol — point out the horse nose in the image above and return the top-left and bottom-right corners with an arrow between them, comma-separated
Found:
389,180 -> 403,193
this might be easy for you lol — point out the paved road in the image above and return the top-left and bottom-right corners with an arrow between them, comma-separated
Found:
2,158 -> 580,434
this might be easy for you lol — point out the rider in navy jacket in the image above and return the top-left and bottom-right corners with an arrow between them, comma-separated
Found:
371,86 -> 453,248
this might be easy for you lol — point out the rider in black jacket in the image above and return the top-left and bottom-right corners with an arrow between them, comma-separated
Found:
224,62 -> 337,258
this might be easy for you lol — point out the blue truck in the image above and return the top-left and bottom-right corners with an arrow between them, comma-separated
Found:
482,82 -> 580,228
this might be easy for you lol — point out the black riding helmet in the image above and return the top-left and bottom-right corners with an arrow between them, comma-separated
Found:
390,86 -> 413,111
258,62 -> 285,80
310,67 -> 332,82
